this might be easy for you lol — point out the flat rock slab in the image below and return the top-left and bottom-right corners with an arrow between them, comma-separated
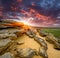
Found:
0,33 -> 17,39
0,52 -> 14,58
0,39 -> 11,47
0,39 -> 12,53
0,29 -> 20,34
17,48 -> 35,58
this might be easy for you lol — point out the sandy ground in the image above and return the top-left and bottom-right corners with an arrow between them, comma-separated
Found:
17,34 -> 60,58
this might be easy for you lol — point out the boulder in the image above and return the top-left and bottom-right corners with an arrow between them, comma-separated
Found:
0,29 -> 20,34
37,29 -> 48,37
25,29 -> 36,38
46,33 -> 60,50
0,39 -> 12,53
0,29 -> 24,37
17,48 -> 36,58
0,52 -> 14,58
54,42 -> 60,50
0,33 -> 17,39
34,36 -> 48,50
15,29 -> 25,37
45,33 -> 58,44
39,47 -> 48,58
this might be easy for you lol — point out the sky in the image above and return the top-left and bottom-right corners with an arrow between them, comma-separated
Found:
0,0 -> 60,27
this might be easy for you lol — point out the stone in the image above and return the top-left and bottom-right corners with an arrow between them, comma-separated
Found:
16,41 -> 24,45
37,29 -> 48,37
0,29 -> 20,34
17,48 -> 36,58
57,39 -> 60,44
45,33 -> 58,44
15,29 -> 25,37
46,33 -> 60,50
34,36 -> 48,50
0,29 -> 24,38
0,33 -> 17,39
54,42 -> 60,50
39,47 -> 48,58
0,52 -> 14,58
25,29 -> 36,38
0,39 -> 12,53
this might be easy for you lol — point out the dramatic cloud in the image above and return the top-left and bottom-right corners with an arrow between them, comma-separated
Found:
0,0 -> 60,27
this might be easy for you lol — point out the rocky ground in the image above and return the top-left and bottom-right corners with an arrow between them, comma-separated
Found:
0,20 -> 60,58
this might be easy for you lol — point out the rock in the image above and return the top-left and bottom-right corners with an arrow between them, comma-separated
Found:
12,41 -> 24,45
25,29 -> 36,38
8,29 -> 22,35
33,35 -> 48,58
0,39 -> 12,53
0,25 -> 15,29
46,33 -> 60,50
57,39 -> 60,44
0,52 -> 14,58
34,36 -> 48,50
37,29 -> 48,37
39,47 -> 48,58
0,23 -> 15,29
17,48 -> 36,58
0,29 -> 24,38
0,30 -> 9,34
15,29 -> 25,37
0,19 -> 15,23
16,41 -> 24,45
45,33 -> 58,44
0,33 -> 17,39
54,42 -> 60,50
0,29 -> 20,34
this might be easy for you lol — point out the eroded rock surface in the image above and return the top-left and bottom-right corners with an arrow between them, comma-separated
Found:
37,29 -> 48,37
45,33 -> 60,50
0,52 -> 14,58
0,39 -> 12,53
0,20 -> 60,58
17,48 -> 36,58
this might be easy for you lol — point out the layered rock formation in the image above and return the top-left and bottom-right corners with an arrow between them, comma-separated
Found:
0,20 -> 60,58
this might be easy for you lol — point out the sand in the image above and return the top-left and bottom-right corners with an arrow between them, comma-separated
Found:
17,34 -> 60,58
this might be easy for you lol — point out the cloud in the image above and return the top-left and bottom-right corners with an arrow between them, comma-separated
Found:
0,0 -> 60,27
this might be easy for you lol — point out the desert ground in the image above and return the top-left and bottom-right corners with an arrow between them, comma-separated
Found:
0,20 -> 60,58
16,34 -> 60,58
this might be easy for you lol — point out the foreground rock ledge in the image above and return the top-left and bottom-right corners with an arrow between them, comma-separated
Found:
0,39 -> 12,53
0,20 -> 60,58
0,52 -> 14,58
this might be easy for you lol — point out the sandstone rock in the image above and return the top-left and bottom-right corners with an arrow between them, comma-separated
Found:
39,47 -> 48,58
0,25 -> 15,29
0,39 -> 12,53
17,48 -> 36,58
46,33 -> 60,50
0,33 -> 17,39
54,42 -> 60,50
0,19 -> 15,23
0,29 -> 20,34
15,29 -> 25,37
25,29 -> 36,38
0,52 -> 14,58
34,36 -> 48,50
0,29 -> 24,37
37,29 -> 48,37
16,41 -> 24,45
57,39 -> 60,44
45,33 -> 58,44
